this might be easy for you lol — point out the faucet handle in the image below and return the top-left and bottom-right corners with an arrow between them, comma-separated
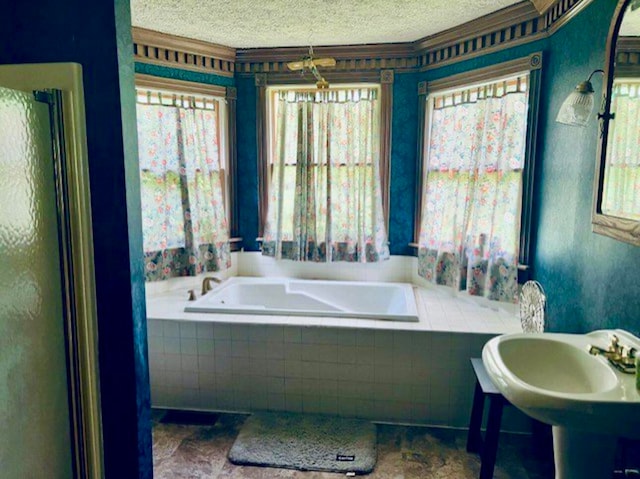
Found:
610,334 -> 621,352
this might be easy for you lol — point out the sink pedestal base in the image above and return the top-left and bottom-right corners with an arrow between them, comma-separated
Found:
552,426 -> 617,479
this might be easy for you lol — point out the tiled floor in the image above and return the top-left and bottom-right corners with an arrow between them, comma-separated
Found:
152,410 -> 555,478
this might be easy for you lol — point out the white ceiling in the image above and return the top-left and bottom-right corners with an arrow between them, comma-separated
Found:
130,0 -> 522,49
620,5 -> 640,36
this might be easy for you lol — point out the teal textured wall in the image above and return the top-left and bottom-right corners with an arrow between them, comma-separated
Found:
116,0 -> 153,474
533,0 -> 640,335
134,62 -> 235,87
0,0 -> 152,476
389,72 -> 419,255
236,76 -> 260,250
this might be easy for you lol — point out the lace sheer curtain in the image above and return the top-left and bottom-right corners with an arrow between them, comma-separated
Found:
417,74 -> 529,302
262,88 -> 389,262
602,80 -> 640,220
137,91 -> 230,281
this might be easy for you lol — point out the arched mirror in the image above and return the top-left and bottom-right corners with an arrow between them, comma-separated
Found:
593,0 -> 640,244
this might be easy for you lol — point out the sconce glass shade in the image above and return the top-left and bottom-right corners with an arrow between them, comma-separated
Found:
556,80 -> 596,127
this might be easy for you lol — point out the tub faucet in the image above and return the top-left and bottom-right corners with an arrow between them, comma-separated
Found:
588,334 -> 637,374
201,276 -> 223,296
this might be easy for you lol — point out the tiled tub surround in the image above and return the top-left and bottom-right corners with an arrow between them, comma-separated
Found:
146,253 -> 525,428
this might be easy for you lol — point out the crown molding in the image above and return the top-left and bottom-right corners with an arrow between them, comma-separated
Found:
529,0 -> 557,13
235,43 -> 417,74
617,36 -> 640,52
543,0 -> 593,35
412,2 -> 543,71
133,0 -> 592,78
235,43 -> 414,63
133,27 -> 235,61
616,37 -> 640,77
132,26 -> 236,78
413,2 -> 539,53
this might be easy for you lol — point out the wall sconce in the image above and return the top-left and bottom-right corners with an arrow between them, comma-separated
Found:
556,69 -> 604,127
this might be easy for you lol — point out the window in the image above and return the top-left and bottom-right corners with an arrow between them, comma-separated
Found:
136,87 -> 231,281
416,55 -> 542,302
602,79 -> 640,220
261,85 -> 389,262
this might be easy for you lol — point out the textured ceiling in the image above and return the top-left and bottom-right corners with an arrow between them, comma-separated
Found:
131,0 -> 522,48
620,6 -> 640,36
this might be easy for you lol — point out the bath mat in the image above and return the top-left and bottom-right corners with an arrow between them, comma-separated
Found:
228,412 -> 377,474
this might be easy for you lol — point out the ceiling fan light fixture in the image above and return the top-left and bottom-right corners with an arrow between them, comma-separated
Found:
316,79 -> 330,89
287,46 -> 336,89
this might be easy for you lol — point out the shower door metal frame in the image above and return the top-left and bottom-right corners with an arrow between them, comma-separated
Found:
34,88 -> 103,479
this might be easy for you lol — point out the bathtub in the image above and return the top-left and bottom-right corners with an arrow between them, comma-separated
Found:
147,263 -> 526,427
184,277 -> 419,322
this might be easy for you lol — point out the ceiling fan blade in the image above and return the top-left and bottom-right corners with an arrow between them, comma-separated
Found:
313,58 -> 337,68
287,60 -> 305,71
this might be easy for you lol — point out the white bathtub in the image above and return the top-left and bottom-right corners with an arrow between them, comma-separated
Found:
184,277 -> 419,322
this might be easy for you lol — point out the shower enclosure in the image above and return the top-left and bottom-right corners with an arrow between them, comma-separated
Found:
0,64 -> 102,478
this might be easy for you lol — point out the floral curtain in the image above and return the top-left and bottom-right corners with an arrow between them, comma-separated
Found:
262,88 -> 389,262
602,80 -> 640,220
417,75 -> 529,302
137,93 -> 230,281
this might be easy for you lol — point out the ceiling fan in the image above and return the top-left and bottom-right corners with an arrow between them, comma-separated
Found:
286,46 -> 336,89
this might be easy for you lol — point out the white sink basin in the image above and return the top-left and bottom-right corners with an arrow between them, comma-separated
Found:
482,329 -> 640,438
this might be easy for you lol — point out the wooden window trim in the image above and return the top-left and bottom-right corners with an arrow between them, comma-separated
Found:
135,73 -> 227,97
414,53 -> 543,281
257,71 -> 394,237
134,74 -> 238,239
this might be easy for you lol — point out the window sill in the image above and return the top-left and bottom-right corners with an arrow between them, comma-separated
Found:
409,243 -> 531,283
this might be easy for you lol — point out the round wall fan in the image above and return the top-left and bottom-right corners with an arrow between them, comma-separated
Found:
287,46 -> 336,89
519,280 -> 546,333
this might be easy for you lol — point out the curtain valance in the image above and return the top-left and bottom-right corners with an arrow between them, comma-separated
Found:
431,75 -> 528,110
276,88 -> 378,104
136,89 -> 220,111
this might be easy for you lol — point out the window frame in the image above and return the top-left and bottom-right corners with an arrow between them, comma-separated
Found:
413,53 -> 543,281
266,83 -> 381,163
256,71 -> 394,239
134,73 -> 239,248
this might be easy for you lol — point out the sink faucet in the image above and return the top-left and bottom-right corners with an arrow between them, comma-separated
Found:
588,334 -> 637,374
201,276 -> 223,296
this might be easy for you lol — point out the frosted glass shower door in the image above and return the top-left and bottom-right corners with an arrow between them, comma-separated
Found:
0,86 -> 73,478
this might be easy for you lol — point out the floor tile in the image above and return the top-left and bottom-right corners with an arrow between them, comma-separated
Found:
153,410 -> 554,478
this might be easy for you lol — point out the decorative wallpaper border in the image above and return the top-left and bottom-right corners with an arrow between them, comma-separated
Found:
133,0 -> 592,77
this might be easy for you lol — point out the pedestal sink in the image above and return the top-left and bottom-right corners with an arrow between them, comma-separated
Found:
482,329 -> 640,479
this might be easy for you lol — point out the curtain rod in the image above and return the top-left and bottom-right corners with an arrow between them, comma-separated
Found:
136,89 -> 220,110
